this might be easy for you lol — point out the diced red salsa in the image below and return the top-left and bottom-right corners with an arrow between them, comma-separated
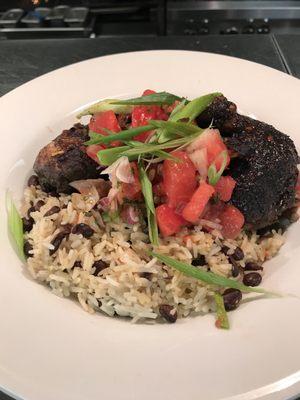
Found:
89,110 -> 121,135
156,204 -> 186,236
86,144 -> 105,164
162,151 -> 197,210
182,182 -> 215,223
215,176 -> 236,202
131,89 -> 168,142
219,204 -> 245,239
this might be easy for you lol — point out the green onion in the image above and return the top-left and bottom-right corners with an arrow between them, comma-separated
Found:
6,191 -> 24,261
169,99 -> 188,120
171,92 -> 222,123
97,146 -> 131,165
151,252 -> 278,296
110,91 -> 182,106
150,120 -> 201,136
85,125 -> 153,146
77,100 -> 133,118
119,132 -> 200,159
138,164 -> 159,246
207,151 -> 228,186
214,293 -> 230,329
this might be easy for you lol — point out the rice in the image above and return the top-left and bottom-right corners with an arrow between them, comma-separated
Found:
22,186 -> 285,323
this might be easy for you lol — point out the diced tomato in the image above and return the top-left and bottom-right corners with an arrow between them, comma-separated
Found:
202,201 -> 225,222
156,204 -> 186,237
143,89 -> 156,96
187,129 -> 230,170
89,110 -> 121,135
219,204 -> 245,239
182,182 -> 215,223
89,110 -> 121,147
121,162 -> 141,201
162,151 -> 197,210
215,176 -> 236,202
131,90 -> 168,142
86,144 -> 106,164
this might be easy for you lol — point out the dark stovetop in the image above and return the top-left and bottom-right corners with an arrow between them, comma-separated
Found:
0,34 -> 297,96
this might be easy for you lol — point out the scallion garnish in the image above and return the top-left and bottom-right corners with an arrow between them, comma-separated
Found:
207,151 -> 228,186
110,91 -> 182,106
214,293 -> 230,329
171,92 -> 222,123
97,146 -> 131,166
150,252 -> 279,296
138,164 -> 159,246
77,100 -> 133,118
6,191 -> 24,261
85,125 -> 153,146
169,99 -> 188,120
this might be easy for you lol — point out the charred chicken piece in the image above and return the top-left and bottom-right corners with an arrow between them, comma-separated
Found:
197,96 -> 299,229
34,124 -> 101,194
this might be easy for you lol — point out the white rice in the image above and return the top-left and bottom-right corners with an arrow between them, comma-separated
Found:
22,186 -> 285,322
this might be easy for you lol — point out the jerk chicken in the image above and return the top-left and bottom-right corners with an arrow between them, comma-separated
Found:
33,95 -> 299,231
197,95 -> 299,229
34,123 -> 101,193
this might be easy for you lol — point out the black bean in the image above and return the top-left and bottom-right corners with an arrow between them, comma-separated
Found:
92,260 -> 109,276
44,206 -> 60,217
243,272 -> 262,287
50,232 -> 68,255
72,260 -> 82,269
232,247 -> 244,261
27,175 -> 39,187
140,272 -> 152,280
231,263 -> 240,278
191,255 -> 206,267
159,304 -> 177,323
221,246 -> 230,255
60,224 -> 72,234
35,200 -> 45,211
72,223 -> 94,238
222,288 -> 242,311
22,217 -> 34,232
48,191 -> 60,198
244,262 -> 263,271
229,255 -> 239,269
27,206 -> 36,217
24,241 -> 33,258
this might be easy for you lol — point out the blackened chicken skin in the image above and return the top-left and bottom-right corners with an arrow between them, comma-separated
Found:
34,124 -> 100,193
197,96 -> 299,229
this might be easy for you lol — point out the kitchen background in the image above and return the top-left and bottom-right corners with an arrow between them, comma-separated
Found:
0,1 -> 300,40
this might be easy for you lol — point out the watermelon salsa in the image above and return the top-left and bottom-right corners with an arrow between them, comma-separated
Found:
83,89 -> 245,242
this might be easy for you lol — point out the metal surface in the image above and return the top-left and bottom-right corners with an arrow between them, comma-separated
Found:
167,1 -> 300,35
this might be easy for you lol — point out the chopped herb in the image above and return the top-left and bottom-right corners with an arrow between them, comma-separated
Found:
85,125 -> 153,146
97,146 -> 131,166
76,100 -> 133,118
119,132 -> 201,159
6,191 -> 25,261
110,91 -> 182,106
138,164 -> 159,246
214,293 -> 230,329
149,120 -> 201,143
207,151 -> 228,186
150,252 -> 279,296
169,99 -> 188,120
171,92 -> 222,123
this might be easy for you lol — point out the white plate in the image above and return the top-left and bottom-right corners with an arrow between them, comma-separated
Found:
0,50 -> 300,400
